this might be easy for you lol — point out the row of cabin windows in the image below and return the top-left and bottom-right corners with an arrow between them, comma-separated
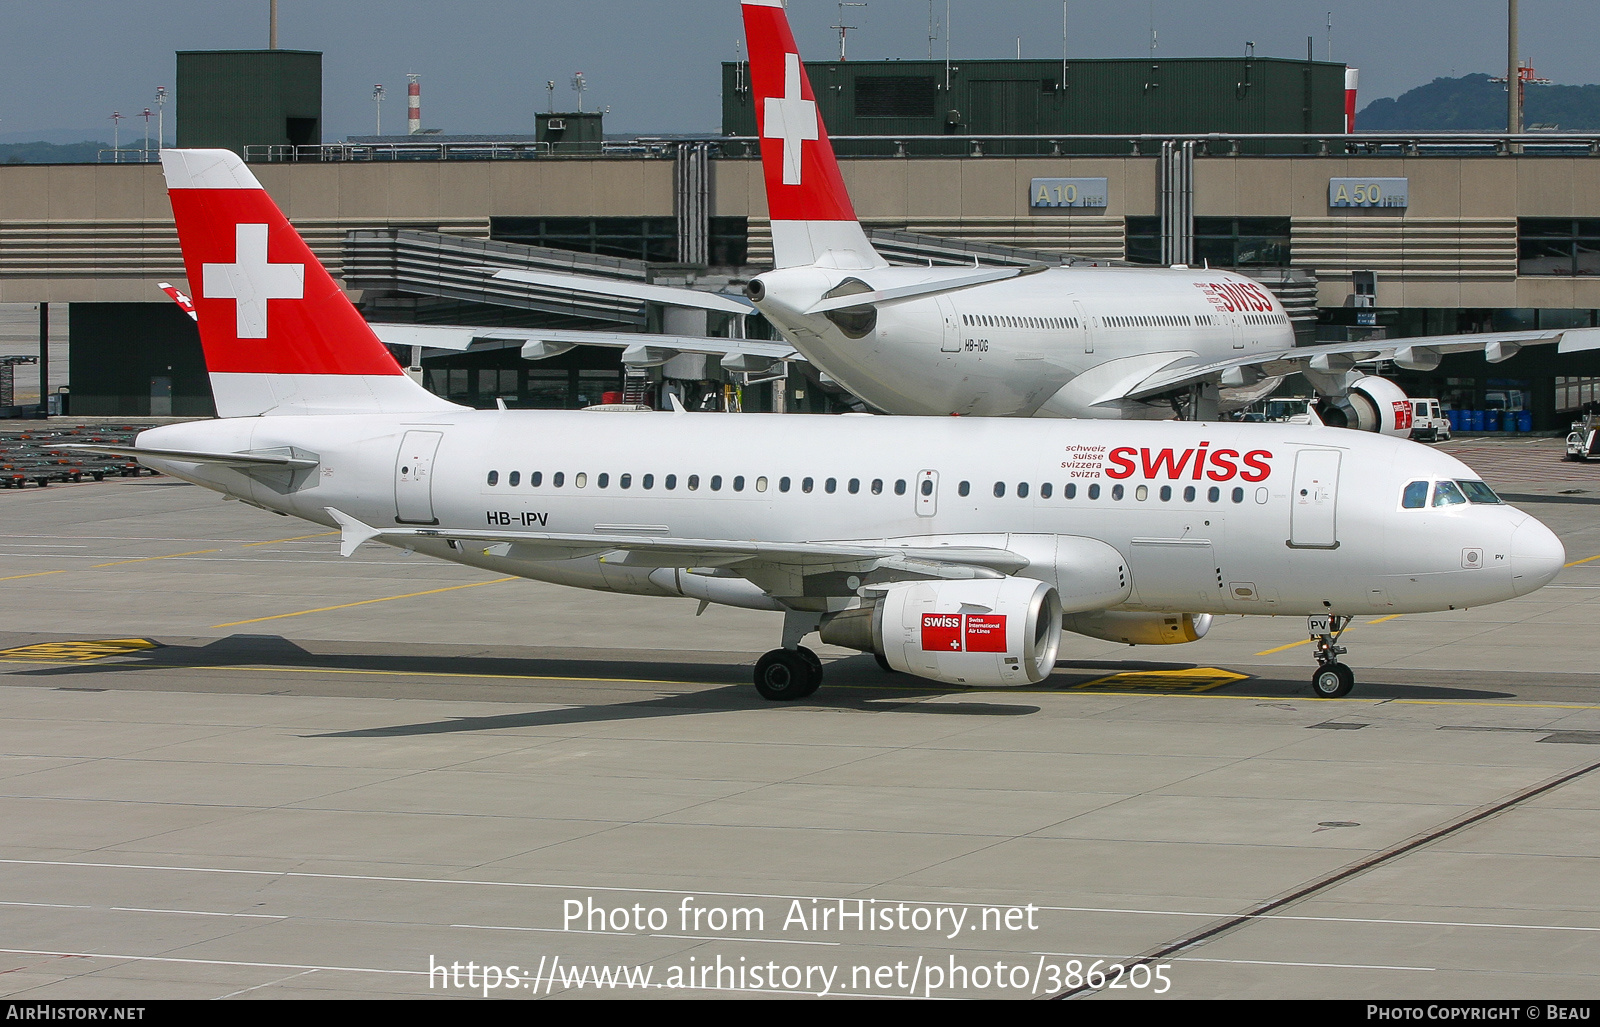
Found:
965,481 -> 1249,504
1242,313 -> 1289,325
485,470 -> 1247,505
487,470 -> 913,495
1104,314 -> 1201,329
961,314 -> 1080,330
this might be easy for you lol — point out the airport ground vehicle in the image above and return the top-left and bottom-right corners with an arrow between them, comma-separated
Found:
78,148 -> 1566,703
1409,398 -> 1453,442
1567,415 -> 1600,461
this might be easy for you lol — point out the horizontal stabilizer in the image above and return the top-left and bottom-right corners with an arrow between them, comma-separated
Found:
65,444 -> 318,470
326,508 -> 385,558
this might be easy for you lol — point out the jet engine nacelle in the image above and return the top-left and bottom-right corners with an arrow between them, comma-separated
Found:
1313,375 -> 1414,437
1062,610 -> 1212,646
820,577 -> 1062,686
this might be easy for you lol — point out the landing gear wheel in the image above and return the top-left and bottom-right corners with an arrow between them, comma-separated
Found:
1311,662 -> 1355,698
873,652 -> 897,674
754,648 -> 822,701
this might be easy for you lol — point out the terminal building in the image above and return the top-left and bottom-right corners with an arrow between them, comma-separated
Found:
2,47 -> 1598,427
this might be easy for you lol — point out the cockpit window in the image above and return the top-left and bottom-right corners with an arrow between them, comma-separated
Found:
1432,480 -> 1467,507
1456,480 -> 1502,504
1402,481 -> 1429,509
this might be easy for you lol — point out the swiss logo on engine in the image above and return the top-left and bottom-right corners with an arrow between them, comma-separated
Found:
1392,400 -> 1414,431
920,613 -> 1007,653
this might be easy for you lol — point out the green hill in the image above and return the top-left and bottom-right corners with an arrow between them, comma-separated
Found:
1357,73 -> 1600,131
0,141 -> 115,164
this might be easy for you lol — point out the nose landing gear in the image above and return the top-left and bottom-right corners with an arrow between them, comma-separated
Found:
1307,614 -> 1354,698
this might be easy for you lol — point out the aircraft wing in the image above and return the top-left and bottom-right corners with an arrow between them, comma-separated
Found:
327,509 -> 1024,580
1121,326 -> 1600,400
368,324 -> 804,371
485,267 -> 756,314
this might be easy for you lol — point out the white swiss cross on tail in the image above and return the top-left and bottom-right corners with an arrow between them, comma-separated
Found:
202,223 -> 305,339
763,53 -> 818,186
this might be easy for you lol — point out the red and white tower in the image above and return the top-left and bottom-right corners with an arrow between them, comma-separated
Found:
1344,68 -> 1359,133
406,74 -> 421,135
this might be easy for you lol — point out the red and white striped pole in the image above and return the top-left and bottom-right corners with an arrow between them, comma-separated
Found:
407,74 -> 421,135
1344,68 -> 1359,133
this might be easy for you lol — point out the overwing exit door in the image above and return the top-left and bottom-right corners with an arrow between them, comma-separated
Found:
395,430 -> 443,524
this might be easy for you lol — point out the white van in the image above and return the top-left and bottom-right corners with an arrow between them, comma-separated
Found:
1409,398 -> 1452,442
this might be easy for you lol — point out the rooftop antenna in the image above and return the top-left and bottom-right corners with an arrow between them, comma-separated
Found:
140,107 -> 153,161
944,0 -> 951,89
927,0 -> 938,59
546,80 -> 555,113
1149,0 -> 1157,56
1062,1 -> 1068,87
1326,11 -> 1332,62
154,86 -> 167,150
571,71 -> 586,113
110,111 -> 123,162
269,0 -> 278,49
372,84 -> 385,135
835,2 -> 866,61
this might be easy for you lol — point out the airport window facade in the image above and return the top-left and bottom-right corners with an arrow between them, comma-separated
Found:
1517,219 -> 1600,277
1125,217 -> 1291,268
488,216 -> 749,266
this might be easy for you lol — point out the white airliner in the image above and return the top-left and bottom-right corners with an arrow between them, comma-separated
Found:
90,148 -> 1565,703
738,0 -> 1600,429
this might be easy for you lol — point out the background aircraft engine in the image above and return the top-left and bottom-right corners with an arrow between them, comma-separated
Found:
1313,375 -> 1414,437
821,577 -> 1062,686
1062,610 -> 1212,645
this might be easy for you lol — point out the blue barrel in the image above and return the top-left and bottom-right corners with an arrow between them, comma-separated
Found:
1471,410 -> 1485,432
1486,409 -> 1502,432
1519,411 -> 1533,432
1447,409 -> 1461,431
1505,411 -> 1519,432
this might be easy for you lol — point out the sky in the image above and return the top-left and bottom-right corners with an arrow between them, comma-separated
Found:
0,1 -> 1595,143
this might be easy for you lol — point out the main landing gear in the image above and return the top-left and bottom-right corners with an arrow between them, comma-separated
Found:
1308,614 -> 1355,698
754,647 -> 822,700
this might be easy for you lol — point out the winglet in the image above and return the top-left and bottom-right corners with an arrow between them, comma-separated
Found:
667,393 -> 688,414
326,507 -> 384,557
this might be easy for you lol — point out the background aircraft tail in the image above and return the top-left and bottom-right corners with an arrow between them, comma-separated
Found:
742,0 -> 887,271
162,149 -> 457,417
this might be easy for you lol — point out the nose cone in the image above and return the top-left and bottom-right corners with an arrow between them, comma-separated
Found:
1510,517 -> 1566,596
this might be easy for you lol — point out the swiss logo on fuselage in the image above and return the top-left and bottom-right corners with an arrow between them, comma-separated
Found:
1106,445 -> 1272,482
1196,279 -> 1276,315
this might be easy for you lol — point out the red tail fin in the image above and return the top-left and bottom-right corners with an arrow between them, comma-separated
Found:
742,0 -> 885,270
162,149 -> 454,416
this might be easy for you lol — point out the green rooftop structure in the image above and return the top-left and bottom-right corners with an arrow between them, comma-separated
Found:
724,56 -> 1346,154
175,49 -> 322,156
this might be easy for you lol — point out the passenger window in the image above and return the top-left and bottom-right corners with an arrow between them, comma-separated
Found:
733,475 -> 745,492
1088,483 -> 1101,499
1065,483 -> 1077,499
1041,483 -> 1052,498
1207,486 -> 1220,502
871,479 -> 883,495
665,474 -> 676,490
531,472 -> 543,487
1159,485 -> 1172,502
1183,486 -> 1196,502
1135,484 -> 1148,501
959,481 -> 971,497
1433,481 -> 1467,507
1232,487 -> 1244,503
687,475 -> 699,491
802,477 -> 814,493
1017,482 -> 1029,499
508,471 -> 520,487
825,478 -> 837,494
848,478 -> 860,494
487,470 -> 499,486
642,474 -> 654,489
920,478 -> 933,496
575,472 -> 587,488
619,473 -> 631,489
755,476 -> 768,492
711,475 -> 723,491
895,479 -> 907,495
553,472 -> 565,487
1112,484 -> 1124,500
597,473 -> 610,488
1402,480 -> 1428,509
779,476 -> 791,493
994,481 -> 1006,498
